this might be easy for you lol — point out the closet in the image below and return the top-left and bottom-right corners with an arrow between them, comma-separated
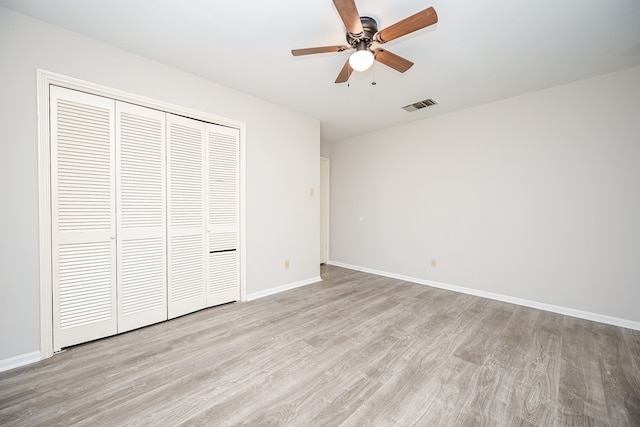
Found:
50,86 -> 240,350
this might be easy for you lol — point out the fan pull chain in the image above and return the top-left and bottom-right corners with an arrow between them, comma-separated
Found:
372,64 -> 377,85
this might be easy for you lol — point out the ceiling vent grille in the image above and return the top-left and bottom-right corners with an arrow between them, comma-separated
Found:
402,98 -> 438,112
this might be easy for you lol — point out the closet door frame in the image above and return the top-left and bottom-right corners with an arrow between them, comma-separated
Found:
37,70 -> 246,359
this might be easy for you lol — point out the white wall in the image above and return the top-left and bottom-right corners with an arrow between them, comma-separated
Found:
330,66 -> 640,324
0,7 -> 320,361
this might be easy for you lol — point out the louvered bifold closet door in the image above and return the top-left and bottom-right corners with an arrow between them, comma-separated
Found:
51,86 -> 117,351
167,114 -> 207,319
206,124 -> 240,307
116,103 -> 167,332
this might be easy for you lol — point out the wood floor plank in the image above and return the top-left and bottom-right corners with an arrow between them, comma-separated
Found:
593,322 -> 640,423
507,327 -> 561,425
557,316 -> 610,425
1,265 -> 639,426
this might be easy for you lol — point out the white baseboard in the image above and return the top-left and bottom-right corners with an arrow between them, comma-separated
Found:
0,351 -> 41,373
246,276 -> 322,301
328,261 -> 640,331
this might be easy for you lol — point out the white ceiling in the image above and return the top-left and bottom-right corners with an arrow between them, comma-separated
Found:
2,0 -> 640,142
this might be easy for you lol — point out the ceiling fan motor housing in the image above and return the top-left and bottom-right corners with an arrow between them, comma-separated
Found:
346,16 -> 378,48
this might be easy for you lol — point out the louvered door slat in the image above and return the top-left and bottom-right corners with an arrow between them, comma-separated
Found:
209,232 -> 237,253
116,103 -> 167,332
167,114 -> 207,319
208,252 -> 239,304
51,86 -> 117,351
206,124 -> 240,307
58,241 -> 112,329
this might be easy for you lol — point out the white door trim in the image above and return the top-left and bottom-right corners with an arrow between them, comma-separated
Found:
37,70 -> 247,359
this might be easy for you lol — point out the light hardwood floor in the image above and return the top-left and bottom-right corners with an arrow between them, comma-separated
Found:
1,265 -> 639,426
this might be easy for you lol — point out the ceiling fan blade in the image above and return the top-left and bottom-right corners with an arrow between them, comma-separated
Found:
335,59 -> 353,83
374,49 -> 414,73
291,45 -> 350,56
333,0 -> 364,36
374,7 -> 438,44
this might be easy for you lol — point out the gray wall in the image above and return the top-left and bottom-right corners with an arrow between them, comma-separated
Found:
330,66 -> 640,323
0,7 -> 320,361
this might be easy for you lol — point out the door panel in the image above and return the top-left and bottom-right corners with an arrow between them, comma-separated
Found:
51,86 -> 117,350
320,157 -> 330,264
206,124 -> 240,306
116,103 -> 167,332
167,114 -> 207,318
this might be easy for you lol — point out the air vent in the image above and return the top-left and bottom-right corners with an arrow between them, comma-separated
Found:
402,98 -> 438,112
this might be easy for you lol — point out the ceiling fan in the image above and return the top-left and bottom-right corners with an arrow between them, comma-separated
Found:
291,0 -> 438,83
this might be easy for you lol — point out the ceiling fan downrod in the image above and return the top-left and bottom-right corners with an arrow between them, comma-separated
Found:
346,16 -> 378,49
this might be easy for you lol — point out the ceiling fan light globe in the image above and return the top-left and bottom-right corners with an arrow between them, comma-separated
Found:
349,50 -> 374,72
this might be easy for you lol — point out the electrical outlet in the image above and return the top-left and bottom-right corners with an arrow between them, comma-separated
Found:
431,258 -> 438,268
309,187 -> 315,197
284,259 -> 290,270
